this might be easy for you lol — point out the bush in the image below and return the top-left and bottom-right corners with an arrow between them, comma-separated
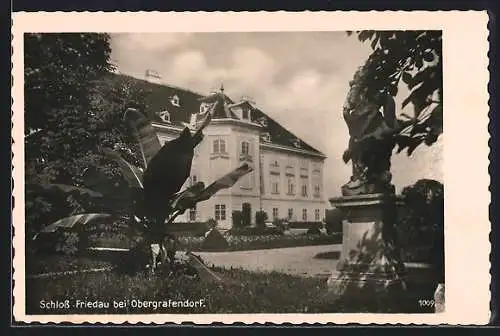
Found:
177,232 -> 342,252
202,228 -> 229,251
288,221 -> 323,230
227,226 -> 283,236
169,221 -> 210,237
206,218 -> 217,230
397,179 -> 444,282
232,210 -> 243,229
306,226 -> 321,235
255,210 -> 268,228
273,218 -> 290,231
242,203 -> 251,227
324,209 -> 343,234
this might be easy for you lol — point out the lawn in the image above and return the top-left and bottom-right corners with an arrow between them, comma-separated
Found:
26,260 -> 327,314
26,254 -> 436,314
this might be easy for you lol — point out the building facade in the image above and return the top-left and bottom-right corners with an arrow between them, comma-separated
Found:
141,80 -> 327,230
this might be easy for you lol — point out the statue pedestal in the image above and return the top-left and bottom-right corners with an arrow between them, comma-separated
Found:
326,193 -> 407,304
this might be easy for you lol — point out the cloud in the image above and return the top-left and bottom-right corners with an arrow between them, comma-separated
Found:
110,32 -> 443,197
114,33 -> 192,51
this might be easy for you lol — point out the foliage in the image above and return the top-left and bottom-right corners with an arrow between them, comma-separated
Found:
24,33 -> 143,240
288,221 -> 323,230
272,218 -> 290,231
54,232 -> 80,255
255,210 -> 268,228
397,179 -> 444,281
205,218 -> 218,230
306,227 -> 322,235
178,232 -> 342,252
227,226 -> 283,237
26,35 -> 253,262
241,203 -> 252,227
347,30 -> 443,156
26,263 -> 327,314
231,210 -> 243,228
201,229 -> 229,251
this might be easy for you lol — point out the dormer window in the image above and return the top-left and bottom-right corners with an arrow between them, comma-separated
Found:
242,108 -> 249,120
170,94 -> 180,107
158,110 -> 171,123
293,138 -> 301,148
258,117 -> 268,127
261,132 -> 271,142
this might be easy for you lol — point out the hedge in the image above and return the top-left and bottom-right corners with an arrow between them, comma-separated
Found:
288,221 -> 323,230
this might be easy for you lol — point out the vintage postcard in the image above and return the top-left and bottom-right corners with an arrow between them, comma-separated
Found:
11,11 -> 490,324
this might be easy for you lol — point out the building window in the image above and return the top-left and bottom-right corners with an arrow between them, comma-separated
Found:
242,108 -> 249,119
301,184 -> 308,197
215,204 -> 226,221
240,141 -> 253,162
302,208 -> 308,221
213,139 -> 226,154
287,178 -> 295,195
189,206 -> 197,221
314,209 -> 320,221
271,181 -> 280,194
170,94 -> 180,107
288,208 -> 294,220
241,141 -> 250,155
261,132 -> 271,142
314,184 -> 321,197
158,110 -> 170,123
272,208 -> 279,219
258,117 -> 268,127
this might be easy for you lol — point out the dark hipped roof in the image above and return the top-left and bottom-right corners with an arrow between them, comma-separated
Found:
100,73 -> 325,156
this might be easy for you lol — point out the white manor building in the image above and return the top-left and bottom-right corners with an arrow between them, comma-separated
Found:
127,73 -> 328,230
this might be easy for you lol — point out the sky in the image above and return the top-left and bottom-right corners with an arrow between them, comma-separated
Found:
110,32 -> 443,197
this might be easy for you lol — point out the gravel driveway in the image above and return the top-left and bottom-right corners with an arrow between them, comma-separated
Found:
183,244 -> 342,278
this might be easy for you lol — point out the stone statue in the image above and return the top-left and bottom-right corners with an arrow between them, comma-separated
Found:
341,67 -> 405,196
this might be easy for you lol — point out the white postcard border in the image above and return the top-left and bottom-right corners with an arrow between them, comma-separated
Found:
11,11 -> 491,325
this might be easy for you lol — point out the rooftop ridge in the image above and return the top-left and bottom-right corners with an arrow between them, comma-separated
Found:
109,72 -> 326,157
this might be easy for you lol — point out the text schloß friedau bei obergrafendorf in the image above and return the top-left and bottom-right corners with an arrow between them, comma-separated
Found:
39,298 -> 207,311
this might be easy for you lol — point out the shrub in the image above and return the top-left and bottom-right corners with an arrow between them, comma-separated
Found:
242,203 -> 252,227
306,226 -> 321,235
202,228 -> 229,251
255,210 -> 268,228
273,218 -> 290,231
228,226 -> 283,237
206,218 -> 217,230
169,221 -> 211,237
324,209 -> 343,234
177,232 -> 342,252
397,179 -> 444,282
288,221 -> 323,230
231,210 -> 243,229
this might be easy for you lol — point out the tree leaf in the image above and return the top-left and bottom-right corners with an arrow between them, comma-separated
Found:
196,163 -> 254,203
358,30 -> 375,42
102,148 -> 143,189
123,107 -> 162,169
371,35 -> 380,50
34,213 -> 115,239
402,71 -> 413,85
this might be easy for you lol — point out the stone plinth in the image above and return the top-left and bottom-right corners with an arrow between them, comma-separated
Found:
326,193 -> 407,302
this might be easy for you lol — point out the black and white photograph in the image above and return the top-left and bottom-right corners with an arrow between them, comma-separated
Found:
12,12 -> 490,324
